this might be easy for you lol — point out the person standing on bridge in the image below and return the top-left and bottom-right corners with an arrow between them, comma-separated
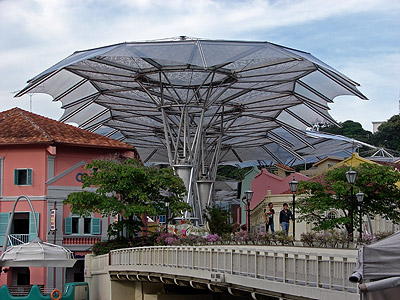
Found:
279,203 -> 293,235
264,202 -> 275,234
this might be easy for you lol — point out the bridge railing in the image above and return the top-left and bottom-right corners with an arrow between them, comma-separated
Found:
109,245 -> 358,295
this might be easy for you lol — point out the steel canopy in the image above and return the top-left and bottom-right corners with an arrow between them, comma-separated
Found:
16,37 -> 367,223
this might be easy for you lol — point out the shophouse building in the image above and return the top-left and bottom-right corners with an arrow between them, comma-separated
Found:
0,108 -> 138,292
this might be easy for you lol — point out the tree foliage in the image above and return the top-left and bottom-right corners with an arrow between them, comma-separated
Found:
296,163 -> 400,232
320,120 -> 372,144
372,115 -> 400,151
319,116 -> 400,154
64,158 -> 189,238
216,165 -> 252,181
203,205 -> 233,236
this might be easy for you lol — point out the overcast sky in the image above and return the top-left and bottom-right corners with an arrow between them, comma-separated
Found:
0,0 -> 399,131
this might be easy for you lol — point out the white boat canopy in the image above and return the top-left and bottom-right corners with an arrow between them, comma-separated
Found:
0,196 -> 76,268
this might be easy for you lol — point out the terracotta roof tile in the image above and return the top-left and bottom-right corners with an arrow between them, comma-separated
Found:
0,108 -> 136,152
274,163 -> 295,172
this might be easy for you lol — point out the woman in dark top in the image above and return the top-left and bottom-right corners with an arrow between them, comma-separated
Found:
264,202 -> 275,234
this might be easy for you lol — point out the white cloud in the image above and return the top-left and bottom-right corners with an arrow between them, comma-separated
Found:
0,0 -> 399,128
329,52 -> 400,130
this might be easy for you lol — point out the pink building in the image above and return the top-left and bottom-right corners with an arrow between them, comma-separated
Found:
249,168 -> 310,211
0,108 -> 138,292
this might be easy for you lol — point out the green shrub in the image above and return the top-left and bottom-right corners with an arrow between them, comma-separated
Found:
203,205 -> 233,236
274,231 -> 294,245
300,232 -> 316,247
91,235 -> 158,255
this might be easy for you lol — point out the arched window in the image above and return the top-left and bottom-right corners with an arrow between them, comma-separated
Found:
327,211 -> 336,220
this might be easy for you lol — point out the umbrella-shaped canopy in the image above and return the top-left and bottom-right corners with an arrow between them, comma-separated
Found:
16,37 -> 367,222
16,37 -> 367,164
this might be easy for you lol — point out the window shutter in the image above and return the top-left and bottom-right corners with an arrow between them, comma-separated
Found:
91,218 -> 101,235
65,217 -> 72,235
0,212 -> 10,246
29,212 -> 40,241
14,170 -> 18,185
27,169 -> 33,185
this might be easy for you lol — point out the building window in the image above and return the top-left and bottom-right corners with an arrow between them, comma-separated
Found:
14,169 -> 33,185
71,217 -> 80,234
327,211 -> 336,219
84,218 -> 91,234
65,215 -> 100,235
12,213 -> 30,234
0,212 -> 39,245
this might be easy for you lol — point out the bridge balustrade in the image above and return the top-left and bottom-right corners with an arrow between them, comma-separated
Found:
108,245 -> 358,299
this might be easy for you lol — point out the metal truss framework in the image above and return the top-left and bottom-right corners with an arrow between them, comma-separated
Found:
16,38 -> 367,223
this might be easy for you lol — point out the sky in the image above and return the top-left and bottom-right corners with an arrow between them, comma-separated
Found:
0,0 -> 399,131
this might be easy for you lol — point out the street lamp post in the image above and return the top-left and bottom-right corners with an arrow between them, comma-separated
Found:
242,190 -> 254,232
289,176 -> 299,239
345,167 -> 357,241
356,190 -> 364,243
165,201 -> 170,233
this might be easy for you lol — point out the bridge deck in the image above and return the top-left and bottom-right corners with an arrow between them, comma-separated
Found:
86,245 -> 359,300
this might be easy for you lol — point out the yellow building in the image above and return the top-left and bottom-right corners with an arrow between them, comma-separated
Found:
301,156 -> 344,177
251,192 -> 311,240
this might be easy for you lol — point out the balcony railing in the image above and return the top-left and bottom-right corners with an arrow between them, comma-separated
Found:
63,236 -> 101,245
9,234 -> 30,245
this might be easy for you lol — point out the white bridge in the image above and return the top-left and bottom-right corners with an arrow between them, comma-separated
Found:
85,245 -> 359,300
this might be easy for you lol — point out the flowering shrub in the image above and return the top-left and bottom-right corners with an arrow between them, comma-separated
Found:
91,235 -> 157,255
374,231 -> 393,241
362,233 -> 374,245
326,230 -> 340,248
273,231 -> 294,245
156,233 -> 182,245
297,230 -> 397,248
182,234 -> 204,245
337,231 -> 352,248
300,231 -> 351,248
205,234 -> 221,243
300,232 -> 316,247
234,230 -> 251,244
315,232 -> 327,247
91,228 -> 397,255
254,232 -> 274,245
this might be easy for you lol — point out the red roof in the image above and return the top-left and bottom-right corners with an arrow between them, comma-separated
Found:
371,160 -> 400,171
0,108 -> 136,152
274,163 -> 295,172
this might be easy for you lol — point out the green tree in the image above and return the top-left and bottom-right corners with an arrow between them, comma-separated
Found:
64,158 -> 189,238
320,120 -> 372,144
203,205 -> 233,236
296,163 -> 400,233
372,115 -> 400,152
216,165 -> 252,181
